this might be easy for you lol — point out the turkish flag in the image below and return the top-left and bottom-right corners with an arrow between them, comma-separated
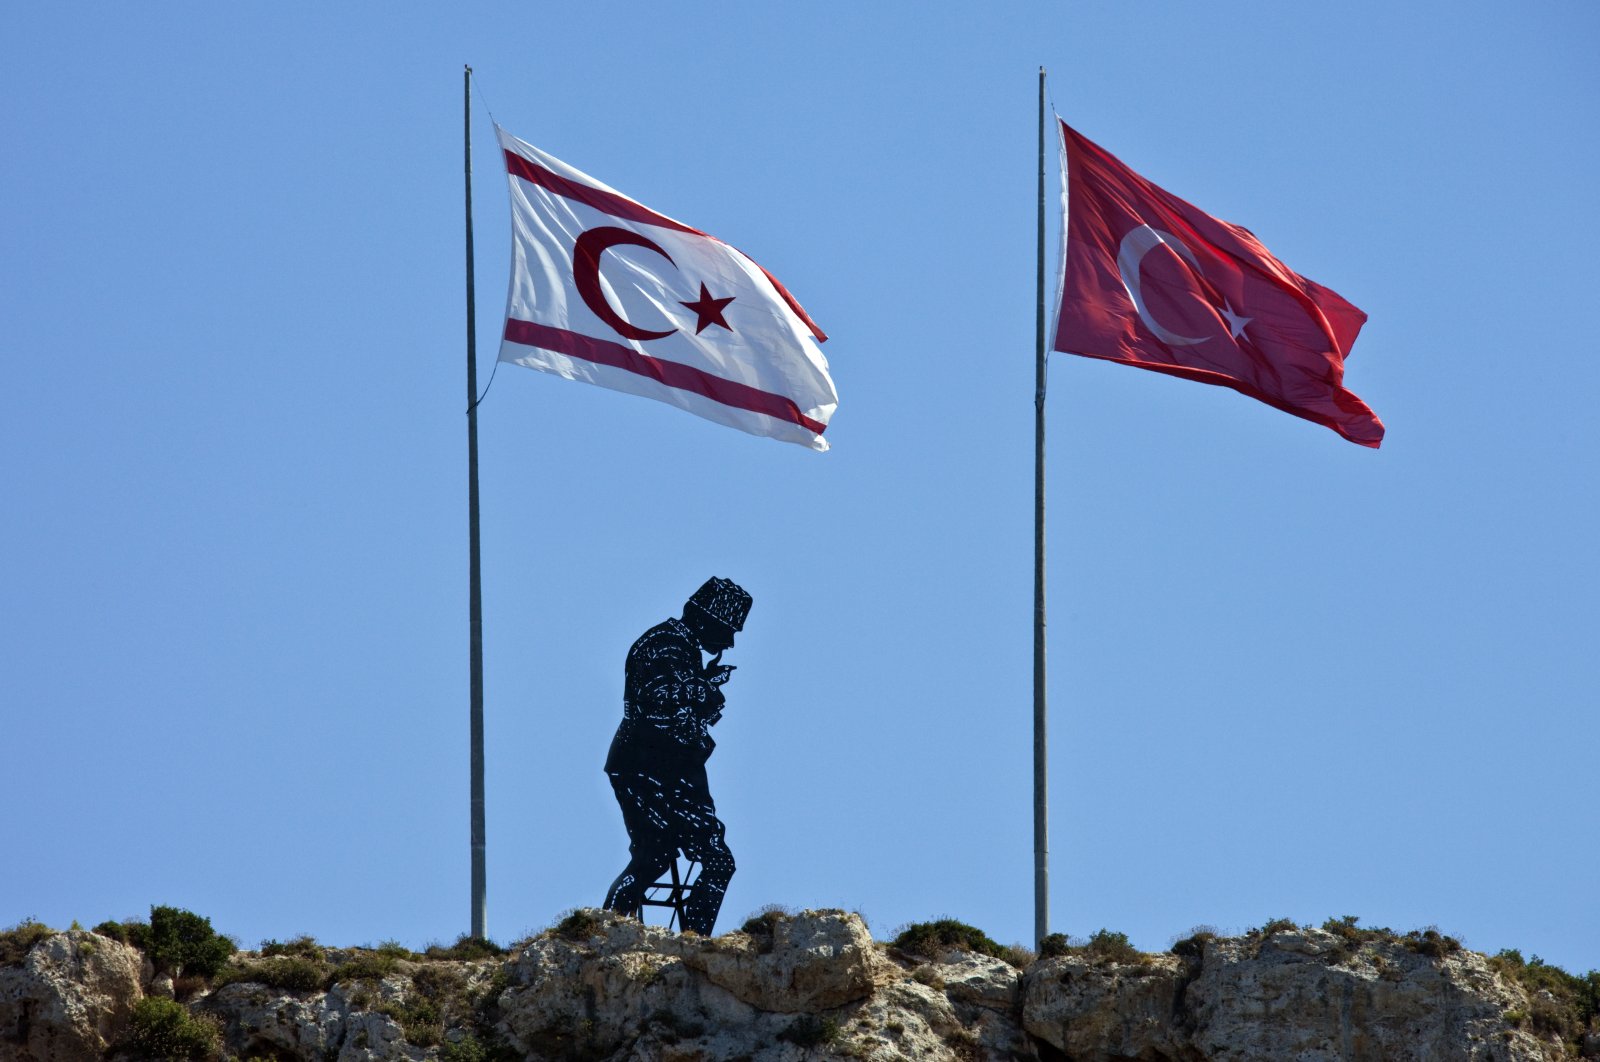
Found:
1053,121 -> 1384,448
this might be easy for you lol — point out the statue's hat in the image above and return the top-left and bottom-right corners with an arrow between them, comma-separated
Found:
688,577 -> 752,632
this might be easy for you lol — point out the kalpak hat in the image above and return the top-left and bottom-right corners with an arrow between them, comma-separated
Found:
687,577 -> 752,632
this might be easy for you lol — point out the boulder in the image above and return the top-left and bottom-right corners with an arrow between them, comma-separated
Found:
0,930 -> 145,1061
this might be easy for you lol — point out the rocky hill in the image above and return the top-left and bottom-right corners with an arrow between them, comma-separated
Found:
3,908 -> 1597,1061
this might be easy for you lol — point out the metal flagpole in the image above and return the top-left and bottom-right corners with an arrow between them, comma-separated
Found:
465,64 -> 488,941
1033,65 -> 1050,948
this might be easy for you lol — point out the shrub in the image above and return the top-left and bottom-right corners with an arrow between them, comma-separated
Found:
440,1035 -> 491,1062
1403,927 -> 1462,960
1318,916 -> 1399,962
380,997 -> 444,1046
892,919 -> 1006,961
0,919 -> 55,966
550,910 -> 605,944
1001,943 -> 1036,968
331,951 -> 401,983
734,905 -> 792,955
147,906 -> 235,978
125,997 -> 220,1060
1085,929 -> 1142,964
425,933 -> 505,961
777,1015 -> 840,1047
1037,933 -> 1072,959
1488,950 -> 1600,1048
93,919 -> 152,952
1171,928 -> 1216,960
259,934 -> 323,959
413,964 -> 470,1007
1252,917 -> 1299,939
214,955 -> 328,992
739,905 -> 791,936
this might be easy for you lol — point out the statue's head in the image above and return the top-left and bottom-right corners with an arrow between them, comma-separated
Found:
683,577 -> 751,653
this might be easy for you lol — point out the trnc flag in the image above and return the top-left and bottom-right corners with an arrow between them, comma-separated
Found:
1053,121 -> 1384,448
496,126 -> 838,450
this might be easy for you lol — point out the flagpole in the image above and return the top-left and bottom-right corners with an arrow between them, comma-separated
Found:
1033,65 -> 1050,948
465,64 -> 488,941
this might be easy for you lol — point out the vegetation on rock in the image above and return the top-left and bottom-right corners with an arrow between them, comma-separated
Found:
892,918 -> 1008,960
1490,948 -> 1600,1046
124,996 -> 220,1060
0,918 -> 56,965
8,904 -> 1600,1061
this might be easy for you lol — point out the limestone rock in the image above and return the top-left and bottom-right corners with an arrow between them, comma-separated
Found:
4,914 -> 1588,1061
1021,950 -> 1189,1060
0,930 -> 144,1061
680,907 -> 893,1012
1022,927 -> 1575,1062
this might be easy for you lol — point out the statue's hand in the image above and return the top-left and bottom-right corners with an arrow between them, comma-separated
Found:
705,664 -> 736,687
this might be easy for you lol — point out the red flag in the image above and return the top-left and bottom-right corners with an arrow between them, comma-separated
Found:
1053,121 -> 1384,447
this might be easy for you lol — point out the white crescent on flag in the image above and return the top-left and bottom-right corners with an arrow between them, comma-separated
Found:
495,126 -> 839,451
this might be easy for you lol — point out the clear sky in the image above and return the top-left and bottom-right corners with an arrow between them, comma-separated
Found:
4,2 -> 1596,976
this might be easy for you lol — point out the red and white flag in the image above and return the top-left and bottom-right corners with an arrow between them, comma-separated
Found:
1053,121 -> 1384,447
496,126 -> 838,450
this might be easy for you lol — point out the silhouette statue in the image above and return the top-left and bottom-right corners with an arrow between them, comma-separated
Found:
602,577 -> 752,934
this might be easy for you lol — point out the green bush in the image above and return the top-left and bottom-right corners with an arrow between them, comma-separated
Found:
147,906 -> 235,978
424,933 -> 505,961
1171,927 -> 1217,960
1252,917 -> 1299,939
550,910 -> 605,944
1488,950 -> 1600,1047
330,952 -> 401,983
440,1035 -> 491,1062
892,919 -> 1006,961
739,905 -> 791,936
1403,927 -> 1462,960
776,1014 -> 840,1048
0,919 -> 55,966
1037,933 -> 1071,959
214,955 -> 328,992
380,997 -> 444,1046
93,919 -> 152,952
259,934 -> 323,959
1085,929 -> 1142,964
1001,943 -> 1036,968
125,997 -> 220,1060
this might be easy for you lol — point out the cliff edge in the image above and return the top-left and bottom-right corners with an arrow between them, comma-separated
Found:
2,909 -> 1595,1061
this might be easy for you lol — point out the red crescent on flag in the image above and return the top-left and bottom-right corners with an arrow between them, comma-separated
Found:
572,226 -> 678,342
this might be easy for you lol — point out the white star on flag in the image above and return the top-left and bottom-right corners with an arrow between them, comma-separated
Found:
1219,300 -> 1252,339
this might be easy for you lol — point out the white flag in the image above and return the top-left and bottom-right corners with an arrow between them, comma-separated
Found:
495,126 -> 838,451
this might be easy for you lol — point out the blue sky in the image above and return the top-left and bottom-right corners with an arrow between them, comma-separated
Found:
3,2 -> 1596,976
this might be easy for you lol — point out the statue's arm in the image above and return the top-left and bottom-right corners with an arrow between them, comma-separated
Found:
634,644 -> 719,743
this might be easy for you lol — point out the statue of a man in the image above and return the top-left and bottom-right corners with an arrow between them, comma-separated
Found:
602,577 -> 752,934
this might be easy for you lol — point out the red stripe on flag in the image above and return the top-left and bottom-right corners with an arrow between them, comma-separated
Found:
503,319 -> 828,436
751,261 -> 829,343
502,150 -> 702,236
503,148 -> 828,343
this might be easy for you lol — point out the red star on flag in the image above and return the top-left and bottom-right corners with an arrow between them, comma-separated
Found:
680,284 -> 735,335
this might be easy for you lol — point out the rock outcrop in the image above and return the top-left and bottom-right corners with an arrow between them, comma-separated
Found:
0,930 -> 145,1060
1023,928 -> 1566,1061
1,911 -> 1592,1061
